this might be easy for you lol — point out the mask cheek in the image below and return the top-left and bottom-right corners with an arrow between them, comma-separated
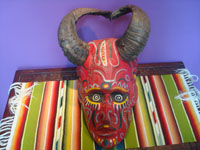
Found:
78,90 -> 88,107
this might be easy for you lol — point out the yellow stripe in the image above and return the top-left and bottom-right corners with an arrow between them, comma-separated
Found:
136,77 -> 155,147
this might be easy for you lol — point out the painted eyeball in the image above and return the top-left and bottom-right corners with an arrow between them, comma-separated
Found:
111,92 -> 128,103
88,92 -> 103,102
92,93 -> 101,101
115,94 -> 123,102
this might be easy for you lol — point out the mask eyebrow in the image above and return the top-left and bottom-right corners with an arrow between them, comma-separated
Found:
112,87 -> 128,93
85,88 -> 101,94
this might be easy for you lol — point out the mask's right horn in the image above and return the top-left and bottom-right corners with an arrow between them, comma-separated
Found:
112,5 -> 151,61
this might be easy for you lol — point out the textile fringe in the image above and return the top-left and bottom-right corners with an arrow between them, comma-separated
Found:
0,116 -> 14,149
0,82 -> 36,149
175,69 -> 200,115
8,82 -> 36,114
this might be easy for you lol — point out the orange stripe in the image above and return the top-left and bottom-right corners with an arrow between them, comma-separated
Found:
134,100 -> 149,147
36,81 -> 59,150
71,80 -> 81,150
173,74 -> 200,141
11,82 -> 33,150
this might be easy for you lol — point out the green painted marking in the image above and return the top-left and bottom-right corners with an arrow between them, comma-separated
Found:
108,40 -> 113,58
118,107 -> 122,129
92,110 -> 96,128
115,105 -> 117,113
103,139 -> 109,146
96,42 -> 101,61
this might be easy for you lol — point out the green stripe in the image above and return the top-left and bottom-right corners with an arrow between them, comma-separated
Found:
21,82 -> 45,150
124,109 -> 139,149
81,108 -> 94,150
162,75 -> 196,142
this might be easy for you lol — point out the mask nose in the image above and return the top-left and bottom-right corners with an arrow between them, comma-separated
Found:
102,94 -> 112,107
99,94 -> 116,124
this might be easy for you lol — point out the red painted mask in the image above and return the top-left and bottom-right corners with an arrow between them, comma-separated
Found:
58,5 -> 150,149
77,38 -> 138,148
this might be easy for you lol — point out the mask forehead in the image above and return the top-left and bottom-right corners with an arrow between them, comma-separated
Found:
77,38 -> 137,84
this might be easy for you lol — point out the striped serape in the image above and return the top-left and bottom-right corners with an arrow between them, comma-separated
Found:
0,71 -> 200,150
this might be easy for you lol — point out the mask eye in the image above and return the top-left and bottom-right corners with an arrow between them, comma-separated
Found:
111,92 -> 128,103
115,94 -> 123,102
88,92 -> 103,102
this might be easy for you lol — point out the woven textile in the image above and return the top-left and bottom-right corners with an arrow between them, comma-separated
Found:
0,72 -> 200,150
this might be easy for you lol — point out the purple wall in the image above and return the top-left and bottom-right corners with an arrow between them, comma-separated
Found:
0,0 -> 200,119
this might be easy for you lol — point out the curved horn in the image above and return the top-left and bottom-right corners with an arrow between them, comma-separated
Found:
112,5 -> 150,61
58,8 -> 111,66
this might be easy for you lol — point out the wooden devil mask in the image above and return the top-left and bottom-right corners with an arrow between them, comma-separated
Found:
58,5 -> 150,149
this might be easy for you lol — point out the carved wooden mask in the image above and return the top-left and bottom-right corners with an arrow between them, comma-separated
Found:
58,5 -> 150,149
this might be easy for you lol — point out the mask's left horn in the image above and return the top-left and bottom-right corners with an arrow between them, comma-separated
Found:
58,8 -> 111,66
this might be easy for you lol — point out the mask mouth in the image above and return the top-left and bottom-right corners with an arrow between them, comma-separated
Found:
95,124 -> 117,137
96,130 -> 117,137
97,132 -> 117,137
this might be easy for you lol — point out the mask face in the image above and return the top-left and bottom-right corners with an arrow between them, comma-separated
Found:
77,38 -> 138,149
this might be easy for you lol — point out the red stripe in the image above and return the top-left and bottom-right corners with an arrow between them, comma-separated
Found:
46,81 -> 59,149
36,81 -> 59,150
148,75 -> 181,144
149,75 -> 172,144
58,116 -> 62,129
61,80 -> 64,88
152,111 -> 157,123
143,76 -> 147,83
